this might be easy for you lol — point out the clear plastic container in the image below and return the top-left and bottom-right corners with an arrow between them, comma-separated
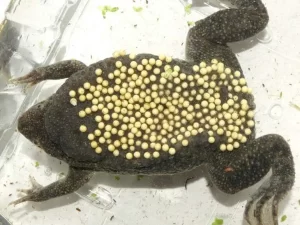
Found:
0,0 -> 300,224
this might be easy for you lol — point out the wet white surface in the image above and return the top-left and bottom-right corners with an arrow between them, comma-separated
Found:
0,0 -> 300,224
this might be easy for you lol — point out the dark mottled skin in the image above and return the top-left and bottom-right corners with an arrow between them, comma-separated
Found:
10,1 -> 295,225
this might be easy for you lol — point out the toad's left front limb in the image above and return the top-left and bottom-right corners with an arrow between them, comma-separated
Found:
207,134 -> 295,225
10,167 -> 94,205
9,60 -> 87,87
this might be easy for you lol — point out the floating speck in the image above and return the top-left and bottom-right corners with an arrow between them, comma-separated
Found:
133,6 -> 143,12
137,175 -> 144,181
212,218 -> 223,225
280,215 -> 287,222
91,193 -> 97,198
44,167 -> 52,176
187,21 -> 195,26
184,4 -> 192,14
98,6 -> 119,18
269,104 -> 283,119
290,102 -> 300,111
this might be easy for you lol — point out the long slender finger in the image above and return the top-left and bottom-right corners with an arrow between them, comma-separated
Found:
272,199 -> 279,225
9,70 -> 40,84
16,176 -> 42,194
8,195 -> 30,206
245,199 -> 255,225
272,190 -> 288,225
254,193 -> 274,225
29,176 -> 42,189
244,179 -> 271,224
16,188 -> 33,194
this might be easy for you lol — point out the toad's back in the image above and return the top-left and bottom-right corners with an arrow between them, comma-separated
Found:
44,52 -> 256,173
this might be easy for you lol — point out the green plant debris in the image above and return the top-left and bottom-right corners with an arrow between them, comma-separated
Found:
35,161 -> 39,167
114,176 -> 120,181
212,218 -> 223,225
98,6 -> 119,18
137,175 -> 144,181
90,193 -> 97,198
187,21 -> 195,26
133,6 -> 143,12
280,91 -> 283,98
184,4 -> 192,14
58,172 -> 65,177
298,199 -> 300,205
290,102 -> 300,111
280,215 -> 287,222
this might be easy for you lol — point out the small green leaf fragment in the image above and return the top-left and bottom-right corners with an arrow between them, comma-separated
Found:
137,175 -> 144,181
212,218 -> 223,225
98,6 -> 119,18
114,176 -> 120,181
184,4 -> 192,14
280,215 -> 287,222
298,199 -> 300,205
110,7 -> 119,12
91,193 -> 97,198
280,91 -> 283,98
35,161 -> 39,167
187,21 -> 195,26
58,172 -> 65,177
290,102 -> 300,111
133,6 -> 143,12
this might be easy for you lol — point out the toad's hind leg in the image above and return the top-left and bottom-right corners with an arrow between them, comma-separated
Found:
186,0 -> 269,70
207,134 -> 295,225
10,60 -> 87,87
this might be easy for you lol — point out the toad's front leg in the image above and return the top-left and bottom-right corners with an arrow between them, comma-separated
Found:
9,60 -> 87,88
207,134 -> 295,225
9,167 -> 93,205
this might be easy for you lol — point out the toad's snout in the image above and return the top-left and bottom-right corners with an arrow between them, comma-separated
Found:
17,101 -> 47,143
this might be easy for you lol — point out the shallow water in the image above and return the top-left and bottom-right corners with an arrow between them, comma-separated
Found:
0,0 -> 300,224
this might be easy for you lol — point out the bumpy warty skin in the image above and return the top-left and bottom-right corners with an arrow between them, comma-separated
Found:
11,1 -> 295,224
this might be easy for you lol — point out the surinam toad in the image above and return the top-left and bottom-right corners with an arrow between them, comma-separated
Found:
9,0 -> 295,224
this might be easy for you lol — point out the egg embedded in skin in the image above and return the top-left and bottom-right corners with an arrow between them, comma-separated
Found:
69,51 -> 255,159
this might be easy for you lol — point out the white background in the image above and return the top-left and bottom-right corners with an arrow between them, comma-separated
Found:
0,0 -> 300,224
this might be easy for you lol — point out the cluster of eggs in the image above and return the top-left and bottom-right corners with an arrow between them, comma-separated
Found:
68,50 -> 255,160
